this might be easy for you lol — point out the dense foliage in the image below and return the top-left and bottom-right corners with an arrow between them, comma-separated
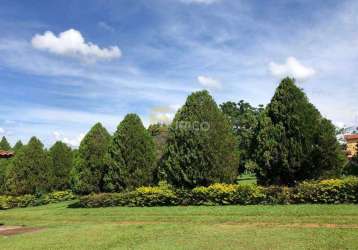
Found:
104,114 -> 156,191
0,190 -> 75,210
254,78 -> 345,185
0,136 -> 11,150
71,123 -> 111,194
161,90 -> 239,188
49,141 -> 74,190
72,177 -> 358,208
0,136 -> 12,193
220,100 -> 263,173
0,78 -> 351,198
6,137 -> 53,195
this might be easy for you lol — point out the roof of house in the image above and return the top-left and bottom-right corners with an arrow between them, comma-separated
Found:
344,134 -> 358,141
0,150 -> 14,158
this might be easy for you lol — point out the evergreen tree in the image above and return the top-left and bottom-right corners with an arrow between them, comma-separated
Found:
104,114 -> 156,191
71,123 -> 111,194
254,78 -> 345,185
220,100 -> 263,173
0,136 -> 11,150
161,90 -> 239,188
12,140 -> 23,152
49,141 -> 74,190
6,137 -> 53,194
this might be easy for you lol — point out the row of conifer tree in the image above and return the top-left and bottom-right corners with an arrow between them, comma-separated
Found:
0,78 -> 348,195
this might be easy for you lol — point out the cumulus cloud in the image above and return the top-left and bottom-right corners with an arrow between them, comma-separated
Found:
31,29 -> 121,63
269,57 -> 315,81
179,0 -> 221,4
197,75 -> 222,89
0,127 -> 4,134
53,131 -> 85,147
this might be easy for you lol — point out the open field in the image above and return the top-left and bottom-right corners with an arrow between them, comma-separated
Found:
0,203 -> 358,249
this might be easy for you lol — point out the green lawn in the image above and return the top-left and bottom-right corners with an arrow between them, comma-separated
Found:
236,173 -> 257,184
0,203 -> 358,249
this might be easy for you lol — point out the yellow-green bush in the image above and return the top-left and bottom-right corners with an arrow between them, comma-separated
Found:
72,177 -> 358,208
292,177 -> 358,204
0,190 -> 76,210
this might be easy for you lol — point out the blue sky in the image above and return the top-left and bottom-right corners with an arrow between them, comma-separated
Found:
1,0 -> 358,147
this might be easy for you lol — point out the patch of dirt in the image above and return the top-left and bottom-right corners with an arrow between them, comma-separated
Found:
0,226 -> 43,236
218,222 -> 358,229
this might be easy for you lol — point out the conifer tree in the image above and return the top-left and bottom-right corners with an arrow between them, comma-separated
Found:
254,78 -> 345,185
6,137 -> 52,194
49,141 -> 74,190
12,140 -> 23,152
161,90 -> 239,188
103,114 -> 156,191
0,136 -> 11,150
71,123 -> 111,194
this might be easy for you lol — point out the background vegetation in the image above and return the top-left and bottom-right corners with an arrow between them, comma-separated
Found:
0,78 -> 355,198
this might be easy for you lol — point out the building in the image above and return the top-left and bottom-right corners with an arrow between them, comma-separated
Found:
344,134 -> 358,158
0,150 -> 14,159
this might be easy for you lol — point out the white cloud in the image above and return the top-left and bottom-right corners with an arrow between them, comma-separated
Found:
0,127 -> 4,134
179,0 -> 221,4
31,29 -> 121,63
197,75 -> 222,89
269,57 -> 316,81
53,131 -> 85,147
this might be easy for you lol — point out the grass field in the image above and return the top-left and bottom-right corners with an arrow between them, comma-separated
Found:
0,203 -> 358,249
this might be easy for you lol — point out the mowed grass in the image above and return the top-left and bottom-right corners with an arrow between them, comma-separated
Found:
0,203 -> 358,249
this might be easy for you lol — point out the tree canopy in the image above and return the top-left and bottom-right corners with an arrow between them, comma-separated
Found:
71,123 -> 111,194
254,78 -> 345,185
49,141 -> 74,190
161,90 -> 239,188
6,137 -> 53,194
0,136 -> 11,151
104,114 -> 156,191
221,100 -> 263,173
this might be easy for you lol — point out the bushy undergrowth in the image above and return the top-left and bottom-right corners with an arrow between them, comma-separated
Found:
71,177 -> 358,208
0,190 -> 76,210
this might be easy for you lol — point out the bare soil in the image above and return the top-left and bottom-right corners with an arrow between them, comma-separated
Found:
0,226 -> 42,236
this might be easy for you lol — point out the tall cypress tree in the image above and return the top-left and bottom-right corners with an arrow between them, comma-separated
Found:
161,90 -> 239,188
0,136 -> 11,150
254,78 -> 345,185
12,140 -> 23,152
0,136 -> 12,193
71,123 -> 111,194
103,114 -> 156,191
49,141 -> 74,190
6,137 -> 52,194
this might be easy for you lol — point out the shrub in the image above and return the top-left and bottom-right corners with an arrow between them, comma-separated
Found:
292,177 -> 358,204
0,190 -> 76,210
71,177 -> 358,208
72,182 -> 177,208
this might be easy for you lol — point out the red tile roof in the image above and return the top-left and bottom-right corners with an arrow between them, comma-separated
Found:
344,134 -> 358,141
0,150 -> 14,158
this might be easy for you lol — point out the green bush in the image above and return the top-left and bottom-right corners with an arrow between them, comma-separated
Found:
71,177 -> 358,208
292,177 -> 358,204
72,182 -> 177,208
0,190 -> 76,210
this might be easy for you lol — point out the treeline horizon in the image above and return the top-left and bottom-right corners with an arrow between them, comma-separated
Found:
0,77 -> 356,196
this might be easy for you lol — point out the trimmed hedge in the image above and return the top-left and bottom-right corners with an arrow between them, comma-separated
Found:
70,177 -> 358,208
0,190 -> 76,210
